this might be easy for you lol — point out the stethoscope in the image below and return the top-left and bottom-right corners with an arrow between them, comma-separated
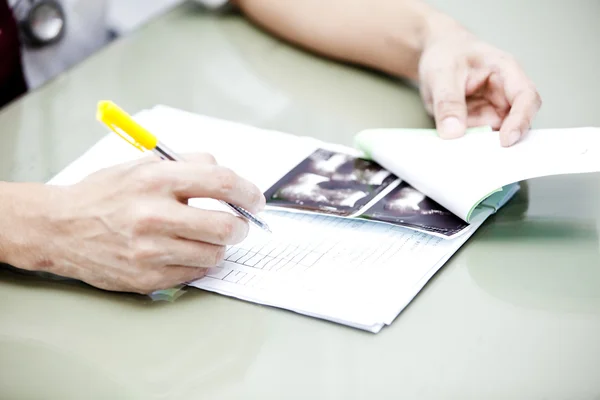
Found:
10,0 -> 66,48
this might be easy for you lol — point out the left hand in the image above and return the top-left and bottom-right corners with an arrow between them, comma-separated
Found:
418,27 -> 542,147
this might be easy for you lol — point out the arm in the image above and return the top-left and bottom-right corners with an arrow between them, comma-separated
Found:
233,0 -> 455,81
234,0 -> 541,147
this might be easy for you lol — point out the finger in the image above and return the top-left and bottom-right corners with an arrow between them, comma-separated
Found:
162,265 -> 209,286
158,164 -> 265,213
465,68 -> 490,97
466,71 -> 510,113
485,72 -> 511,112
160,238 -> 227,268
165,265 -> 210,284
429,65 -> 469,139
127,231 -> 228,268
169,154 -> 220,206
169,206 -> 250,245
139,265 -> 209,293
497,63 -> 542,147
499,88 -> 542,147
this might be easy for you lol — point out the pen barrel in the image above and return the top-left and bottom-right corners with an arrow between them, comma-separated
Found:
153,142 -> 181,161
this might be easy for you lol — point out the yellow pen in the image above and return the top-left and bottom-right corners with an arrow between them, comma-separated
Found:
96,100 -> 272,233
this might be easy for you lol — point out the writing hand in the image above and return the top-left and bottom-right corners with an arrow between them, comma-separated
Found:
2,153 -> 265,294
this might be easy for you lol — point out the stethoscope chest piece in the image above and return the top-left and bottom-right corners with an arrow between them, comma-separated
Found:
14,0 -> 66,48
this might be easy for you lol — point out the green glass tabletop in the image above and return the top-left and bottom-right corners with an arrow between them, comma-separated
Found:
1,1 -> 599,398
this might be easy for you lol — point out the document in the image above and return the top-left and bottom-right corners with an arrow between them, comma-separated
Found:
355,125 -> 600,222
196,210 -> 490,331
48,104 -> 599,333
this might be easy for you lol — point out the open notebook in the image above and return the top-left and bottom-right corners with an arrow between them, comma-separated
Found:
47,105 -> 600,333
355,125 -> 600,222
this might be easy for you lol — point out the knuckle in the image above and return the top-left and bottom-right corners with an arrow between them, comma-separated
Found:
132,164 -> 169,192
131,204 -> 167,235
130,241 -> 162,266
215,217 -> 236,243
202,152 -> 217,164
215,167 -> 238,195
435,97 -> 463,109
434,98 -> 465,116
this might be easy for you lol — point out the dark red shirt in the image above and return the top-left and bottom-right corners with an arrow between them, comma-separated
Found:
0,0 -> 27,109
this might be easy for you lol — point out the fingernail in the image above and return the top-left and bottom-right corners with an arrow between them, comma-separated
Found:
439,117 -> 464,139
506,130 -> 520,147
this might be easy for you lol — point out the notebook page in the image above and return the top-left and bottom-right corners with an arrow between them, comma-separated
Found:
355,127 -> 600,222
188,210 -> 474,331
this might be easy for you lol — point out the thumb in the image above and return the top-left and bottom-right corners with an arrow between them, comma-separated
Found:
430,70 -> 468,139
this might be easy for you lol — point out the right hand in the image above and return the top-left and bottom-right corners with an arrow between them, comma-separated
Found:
4,153 -> 265,294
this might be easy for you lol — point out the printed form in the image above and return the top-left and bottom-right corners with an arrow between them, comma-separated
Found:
47,105 -> 494,333
190,210 -> 490,332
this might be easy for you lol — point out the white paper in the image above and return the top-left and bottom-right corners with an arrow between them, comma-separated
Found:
355,127 -> 600,222
190,209 -> 492,332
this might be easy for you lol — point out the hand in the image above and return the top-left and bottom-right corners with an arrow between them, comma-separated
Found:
418,25 -> 542,147
2,153 -> 265,294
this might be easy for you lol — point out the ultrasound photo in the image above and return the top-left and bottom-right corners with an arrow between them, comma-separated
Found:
264,149 -> 397,216
359,182 -> 468,237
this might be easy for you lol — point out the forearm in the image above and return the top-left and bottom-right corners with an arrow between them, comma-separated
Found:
234,0 -> 462,80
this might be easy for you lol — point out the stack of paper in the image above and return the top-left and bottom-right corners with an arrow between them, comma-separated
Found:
48,105 -> 600,332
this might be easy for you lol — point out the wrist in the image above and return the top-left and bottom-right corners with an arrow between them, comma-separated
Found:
421,7 -> 467,48
0,182 -> 64,273
385,2 -> 467,80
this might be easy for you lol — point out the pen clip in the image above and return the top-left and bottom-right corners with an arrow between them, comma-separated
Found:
104,122 -> 146,153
